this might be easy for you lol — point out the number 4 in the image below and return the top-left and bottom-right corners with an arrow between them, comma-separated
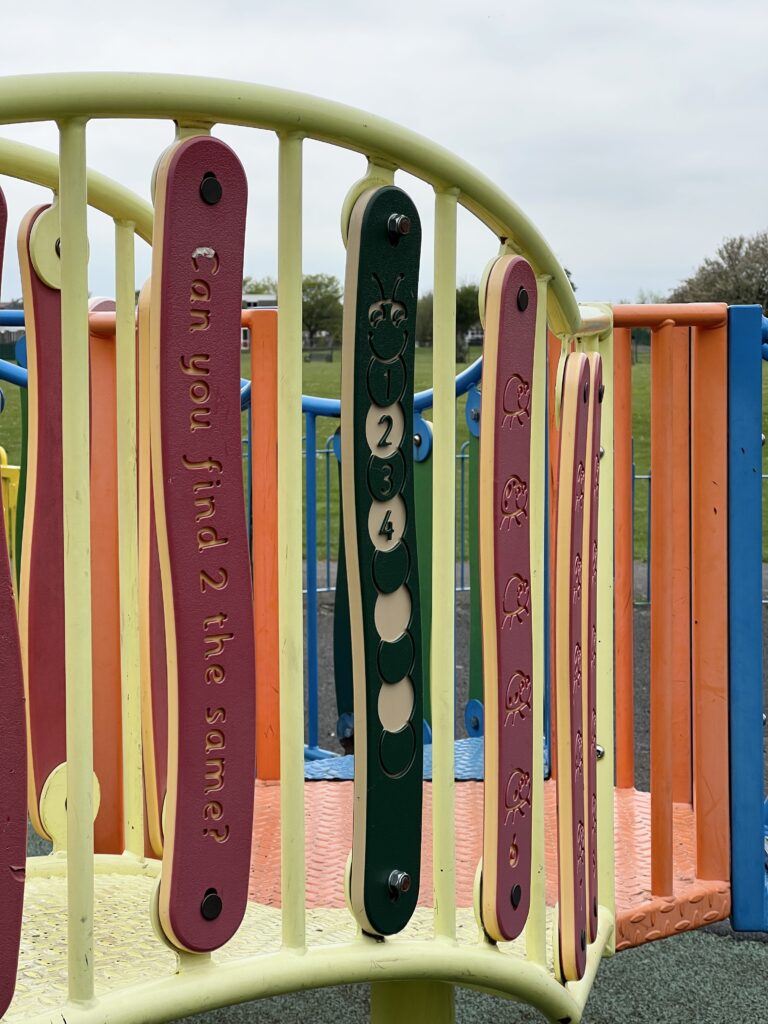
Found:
379,510 -> 394,541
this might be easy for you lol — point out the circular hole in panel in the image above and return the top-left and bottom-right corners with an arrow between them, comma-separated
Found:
365,403 -> 405,456
374,584 -> 411,642
377,677 -> 415,733
367,356 -> 406,407
368,494 -> 406,552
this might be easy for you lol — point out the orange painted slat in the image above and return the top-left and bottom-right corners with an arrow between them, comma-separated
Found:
88,304 -> 124,853
649,321 -> 674,896
613,304 -> 725,329
690,318 -> 730,880
612,326 -> 634,789
670,328 -> 692,804
249,309 -> 280,782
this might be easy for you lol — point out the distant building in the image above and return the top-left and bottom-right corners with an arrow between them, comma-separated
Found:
241,293 -> 277,351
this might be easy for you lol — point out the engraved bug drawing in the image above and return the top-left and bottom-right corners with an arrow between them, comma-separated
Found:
573,552 -> 582,603
576,820 -> 586,876
574,729 -> 584,776
504,768 -> 532,826
505,670 -> 532,726
368,272 -> 407,329
500,475 -> 528,530
501,373 -> 531,428
501,574 -> 530,628
572,642 -> 582,695
575,462 -> 585,511
591,540 -> 598,585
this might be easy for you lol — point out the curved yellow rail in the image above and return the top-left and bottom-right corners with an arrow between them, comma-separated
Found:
0,72 -> 582,335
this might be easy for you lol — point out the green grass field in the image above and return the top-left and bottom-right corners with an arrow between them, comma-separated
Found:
1,345 -> 765,563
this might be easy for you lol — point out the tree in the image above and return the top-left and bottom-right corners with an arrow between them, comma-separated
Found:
301,273 -> 343,345
668,230 -> 768,311
243,275 -> 277,296
242,273 -> 343,344
413,284 -> 480,362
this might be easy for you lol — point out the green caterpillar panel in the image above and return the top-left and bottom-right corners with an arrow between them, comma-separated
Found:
341,186 -> 422,936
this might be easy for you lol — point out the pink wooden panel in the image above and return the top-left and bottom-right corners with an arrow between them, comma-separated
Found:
0,186 -> 26,1018
153,137 -> 255,953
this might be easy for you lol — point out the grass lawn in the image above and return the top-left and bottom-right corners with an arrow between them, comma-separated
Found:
1,342 -> 765,563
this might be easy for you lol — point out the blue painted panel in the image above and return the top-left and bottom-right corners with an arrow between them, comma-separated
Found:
728,304 -> 768,931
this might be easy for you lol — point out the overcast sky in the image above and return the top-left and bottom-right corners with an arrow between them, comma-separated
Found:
0,0 -> 764,306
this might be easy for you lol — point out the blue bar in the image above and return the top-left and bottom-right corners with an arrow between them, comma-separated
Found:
0,310 -> 25,327
728,304 -> 768,931
305,412 -> 319,750
0,359 -> 29,388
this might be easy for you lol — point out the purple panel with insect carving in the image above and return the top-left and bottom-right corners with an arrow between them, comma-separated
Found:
480,254 -> 536,942
586,353 -> 603,944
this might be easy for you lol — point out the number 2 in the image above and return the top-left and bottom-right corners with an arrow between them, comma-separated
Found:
377,414 -> 393,448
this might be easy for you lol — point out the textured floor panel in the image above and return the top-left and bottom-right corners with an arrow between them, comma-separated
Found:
250,780 -> 730,946
6,872 -> 550,1022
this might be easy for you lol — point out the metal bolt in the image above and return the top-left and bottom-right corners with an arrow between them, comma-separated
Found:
583,380 -> 590,403
596,744 -> 605,760
762,433 -> 766,448
200,172 -> 223,206
517,286 -> 529,312
470,716 -> 480,731
55,238 -> 61,258
470,408 -> 480,422
599,446 -> 605,460
413,433 -> 422,448
510,884 -> 522,909
598,383 -> 605,403
201,888 -> 222,921
387,213 -> 411,243
593,897 -> 598,919
388,869 -> 411,898
580,929 -> 586,952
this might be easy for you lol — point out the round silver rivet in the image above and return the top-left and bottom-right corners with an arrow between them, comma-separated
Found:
596,744 -> 605,760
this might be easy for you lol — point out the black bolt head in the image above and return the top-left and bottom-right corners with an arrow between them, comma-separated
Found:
580,928 -> 586,951
55,238 -> 61,258
511,884 -> 522,909
200,172 -> 223,206
387,213 -> 411,243
583,380 -> 590,403
201,888 -> 223,921
598,383 -> 605,403
517,286 -> 529,312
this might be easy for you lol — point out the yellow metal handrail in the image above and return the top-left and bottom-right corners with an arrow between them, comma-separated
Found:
0,75 -> 615,1024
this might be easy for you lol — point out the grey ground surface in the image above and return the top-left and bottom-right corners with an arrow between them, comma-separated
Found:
27,580 -> 768,1023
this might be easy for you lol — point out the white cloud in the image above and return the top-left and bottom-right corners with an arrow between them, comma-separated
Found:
0,0 -> 763,305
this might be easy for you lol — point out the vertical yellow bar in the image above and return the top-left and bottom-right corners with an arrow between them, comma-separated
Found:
431,187 -> 458,944
277,131 -> 306,951
114,219 -> 143,857
593,317 -> 616,952
59,117 -> 95,1003
524,273 -> 549,966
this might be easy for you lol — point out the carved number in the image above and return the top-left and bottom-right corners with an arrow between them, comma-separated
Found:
379,510 -> 394,541
199,567 -> 229,594
377,462 -> 394,497
378,414 -> 394,448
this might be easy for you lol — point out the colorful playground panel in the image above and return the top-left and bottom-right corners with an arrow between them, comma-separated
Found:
0,74 -> 762,1024
341,185 -> 424,937
150,135 -> 255,953
0,186 -> 26,1021
478,254 -> 536,943
554,351 -> 590,981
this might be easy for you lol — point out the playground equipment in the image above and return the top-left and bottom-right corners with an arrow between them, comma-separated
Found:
0,72 -> 762,1024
